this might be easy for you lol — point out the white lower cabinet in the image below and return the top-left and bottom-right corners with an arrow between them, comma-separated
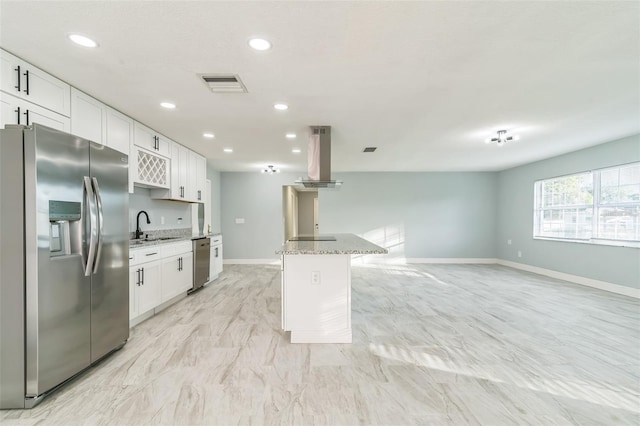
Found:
210,236 -> 223,280
136,260 -> 162,314
129,241 -> 194,325
129,247 -> 162,321
161,252 -> 193,301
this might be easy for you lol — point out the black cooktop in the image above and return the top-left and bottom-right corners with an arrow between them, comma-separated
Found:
288,235 -> 337,242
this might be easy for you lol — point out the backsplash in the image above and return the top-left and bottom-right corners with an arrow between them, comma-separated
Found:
129,187 -> 192,233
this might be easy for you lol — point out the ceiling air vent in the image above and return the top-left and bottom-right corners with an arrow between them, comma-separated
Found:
199,74 -> 248,93
363,147 -> 377,153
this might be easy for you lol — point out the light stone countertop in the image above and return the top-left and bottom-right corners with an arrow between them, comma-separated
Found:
276,233 -> 388,255
129,231 -> 221,249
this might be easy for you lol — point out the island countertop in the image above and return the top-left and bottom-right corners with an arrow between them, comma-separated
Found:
276,233 -> 388,255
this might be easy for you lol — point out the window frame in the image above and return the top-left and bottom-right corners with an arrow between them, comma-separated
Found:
533,162 -> 640,248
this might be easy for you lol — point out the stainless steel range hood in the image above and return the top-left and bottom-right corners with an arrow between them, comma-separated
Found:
295,126 -> 342,189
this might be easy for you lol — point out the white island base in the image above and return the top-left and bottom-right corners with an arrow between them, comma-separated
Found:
281,254 -> 352,343
278,234 -> 387,344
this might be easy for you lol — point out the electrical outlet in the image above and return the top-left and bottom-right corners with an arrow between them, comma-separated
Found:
507,239 -> 512,245
235,218 -> 245,224
161,216 -> 165,225
517,250 -> 522,258
311,271 -> 320,285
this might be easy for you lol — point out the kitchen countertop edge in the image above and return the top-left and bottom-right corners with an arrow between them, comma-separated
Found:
130,232 -> 222,249
276,233 -> 388,255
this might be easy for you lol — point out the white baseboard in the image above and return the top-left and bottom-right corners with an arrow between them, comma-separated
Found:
224,258 -> 281,265
406,258 -> 498,264
497,259 -> 639,299
223,257 -> 638,299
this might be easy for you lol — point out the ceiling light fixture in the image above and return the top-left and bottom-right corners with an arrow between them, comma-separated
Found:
203,133 -> 215,139
485,130 -> 520,146
262,165 -> 280,174
274,103 -> 288,111
223,148 -> 233,153
292,148 -> 301,154
68,34 -> 98,48
248,38 -> 272,51
160,102 -> 176,109
286,133 -> 297,139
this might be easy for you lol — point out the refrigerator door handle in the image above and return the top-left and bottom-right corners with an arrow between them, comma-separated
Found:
91,177 -> 104,274
84,176 -> 98,277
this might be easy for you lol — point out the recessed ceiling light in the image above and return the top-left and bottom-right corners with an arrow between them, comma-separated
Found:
203,133 -> 215,139
292,148 -> 301,154
274,103 -> 288,111
68,34 -> 98,48
223,148 -> 233,153
160,102 -> 176,109
248,38 -> 271,51
286,133 -> 297,139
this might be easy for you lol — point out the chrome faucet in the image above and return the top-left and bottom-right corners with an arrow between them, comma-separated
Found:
135,211 -> 150,239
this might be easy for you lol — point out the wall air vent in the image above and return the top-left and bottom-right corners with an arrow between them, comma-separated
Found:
363,147 -> 377,153
199,74 -> 248,93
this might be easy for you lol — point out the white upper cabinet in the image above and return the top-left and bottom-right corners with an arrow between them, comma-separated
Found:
105,107 -> 133,155
70,87 -> 106,144
151,142 -> 207,203
133,121 -> 171,157
105,107 -> 134,192
1,92 -> 70,132
1,49 -> 71,117
195,154 -> 206,203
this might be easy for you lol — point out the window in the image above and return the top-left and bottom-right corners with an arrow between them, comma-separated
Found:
534,163 -> 640,246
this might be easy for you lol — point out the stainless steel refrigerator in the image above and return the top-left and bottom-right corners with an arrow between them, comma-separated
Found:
0,124 -> 129,409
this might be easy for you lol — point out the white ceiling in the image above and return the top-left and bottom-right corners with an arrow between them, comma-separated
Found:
1,1 -> 638,173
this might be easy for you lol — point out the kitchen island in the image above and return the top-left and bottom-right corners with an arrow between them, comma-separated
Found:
276,233 -> 387,343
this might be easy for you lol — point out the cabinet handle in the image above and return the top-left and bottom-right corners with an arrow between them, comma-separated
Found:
180,186 -> 184,198
178,257 -> 182,271
23,110 -> 30,125
15,107 -> 21,125
14,66 -> 21,92
145,252 -> 158,256
141,267 -> 144,285
136,268 -> 141,286
215,247 -> 219,258
23,69 -> 29,95
197,190 -> 201,200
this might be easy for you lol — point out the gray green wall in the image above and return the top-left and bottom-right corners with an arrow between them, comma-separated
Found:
220,171 -> 497,260
320,172 -> 498,259
221,172 -> 301,259
497,134 -> 640,289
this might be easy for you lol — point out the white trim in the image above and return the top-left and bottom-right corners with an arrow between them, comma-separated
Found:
497,259 -> 639,299
406,258 -> 498,264
224,258 -> 281,265
223,256 -> 638,299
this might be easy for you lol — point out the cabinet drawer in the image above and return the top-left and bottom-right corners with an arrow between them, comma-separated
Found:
161,241 -> 192,258
130,247 -> 162,266
210,235 -> 222,245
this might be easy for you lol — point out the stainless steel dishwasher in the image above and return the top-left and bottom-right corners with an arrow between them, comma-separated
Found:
189,237 -> 210,294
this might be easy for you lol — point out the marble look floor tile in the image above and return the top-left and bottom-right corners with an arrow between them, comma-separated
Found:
1,264 -> 638,426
